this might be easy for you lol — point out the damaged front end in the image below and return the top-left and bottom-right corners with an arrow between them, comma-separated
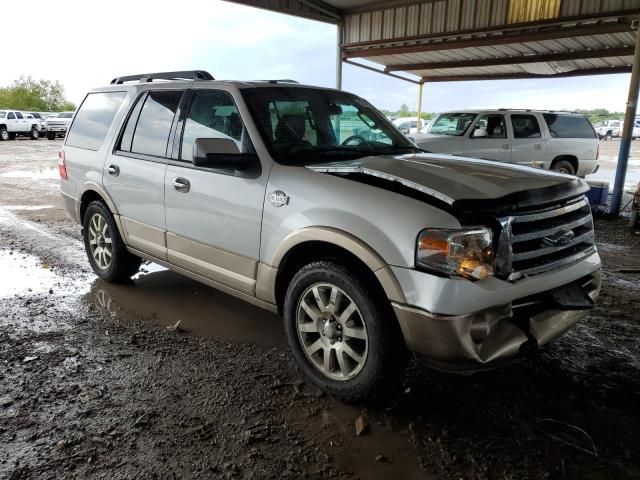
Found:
393,271 -> 601,371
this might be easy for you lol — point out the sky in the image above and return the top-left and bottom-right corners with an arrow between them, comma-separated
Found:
2,0 -> 632,113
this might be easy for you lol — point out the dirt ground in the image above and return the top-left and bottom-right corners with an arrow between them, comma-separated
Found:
1,139 -> 639,480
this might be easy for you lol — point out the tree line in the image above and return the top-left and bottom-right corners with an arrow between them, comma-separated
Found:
0,77 -> 76,112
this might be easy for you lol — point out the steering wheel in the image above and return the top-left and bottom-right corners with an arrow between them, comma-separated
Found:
341,135 -> 367,146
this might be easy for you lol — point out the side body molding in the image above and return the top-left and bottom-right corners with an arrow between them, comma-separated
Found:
255,227 -> 406,306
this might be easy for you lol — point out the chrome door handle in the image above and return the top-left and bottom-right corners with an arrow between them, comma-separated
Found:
534,144 -> 543,149
173,177 -> 190,193
107,164 -> 120,176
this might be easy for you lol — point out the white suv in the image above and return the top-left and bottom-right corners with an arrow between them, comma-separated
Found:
0,110 -> 41,140
411,110 -> 599,177
59,71 -> 601,400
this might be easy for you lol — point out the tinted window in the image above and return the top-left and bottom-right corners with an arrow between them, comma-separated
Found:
58,112 -> 74,119
543,114 -> 596,139
66,92 -> 127,150
8,112 -> 15,119
119,94 -> 146,152
131,90 -> 182,157
471,114 -> 507,139
15,112 -> 24,119
511,114 -> 541,138
0,112 -> 5,119
181,90 -> 244,161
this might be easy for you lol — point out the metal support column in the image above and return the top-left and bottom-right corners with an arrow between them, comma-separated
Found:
610,21 -> 640,216
416,82 -> 424,128
336,23 -> 343,90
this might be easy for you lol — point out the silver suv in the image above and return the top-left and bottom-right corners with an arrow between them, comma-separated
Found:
60,71 -> 601,400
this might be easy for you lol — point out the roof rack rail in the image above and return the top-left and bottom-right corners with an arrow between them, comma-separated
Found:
254,79 -> 300,84
110,70 -> 214,85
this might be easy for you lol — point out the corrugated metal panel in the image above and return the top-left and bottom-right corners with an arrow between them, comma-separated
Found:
507,0 -> 561,24
342,0 -> 637,44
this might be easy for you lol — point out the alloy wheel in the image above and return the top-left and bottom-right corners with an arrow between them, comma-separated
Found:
88,213 -> 113,270
296,283 -> 369,380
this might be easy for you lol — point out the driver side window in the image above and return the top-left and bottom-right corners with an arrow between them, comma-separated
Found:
331,104 -> 392,145
472,114 -> 507,139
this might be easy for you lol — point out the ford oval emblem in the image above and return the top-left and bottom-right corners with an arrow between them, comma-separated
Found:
269,190 -> 289,207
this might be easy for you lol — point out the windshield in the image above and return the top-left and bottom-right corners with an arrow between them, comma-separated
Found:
0,112 -> 5,119
58,112 -> 73,118
241,87 -> 418,165
429,113 -> 477,136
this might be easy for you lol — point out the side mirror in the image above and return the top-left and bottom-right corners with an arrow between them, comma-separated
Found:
193,138 -> 259,172
472,127 -> 487,138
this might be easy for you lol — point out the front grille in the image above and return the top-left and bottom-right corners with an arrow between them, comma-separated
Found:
47,122 -> 65,127
496,196 -> 596,281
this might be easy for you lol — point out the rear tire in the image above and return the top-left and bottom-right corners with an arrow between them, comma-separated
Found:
551,160 -> 576,176
284,261 -> 408,401
47,132 -> 55,140
82,201 -> 142,283
0,128 -> 8,141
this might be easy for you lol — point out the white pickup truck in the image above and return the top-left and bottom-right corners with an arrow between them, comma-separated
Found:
410,109 -> 599,177
593,119 -> 622,140
0,110 -> 41,140
45,111 -> 74,139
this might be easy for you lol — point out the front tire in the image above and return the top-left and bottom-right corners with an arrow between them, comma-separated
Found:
47,132 -> 55,140
0,128 -> 9,141
30,128 -> 39,140
284,261 -> 408,401
82,201 -> 141,282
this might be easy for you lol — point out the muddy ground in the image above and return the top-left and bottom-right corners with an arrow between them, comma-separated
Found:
0,139 -> 639,480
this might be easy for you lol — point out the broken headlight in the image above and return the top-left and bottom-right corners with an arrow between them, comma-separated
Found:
416,228 -> 494,280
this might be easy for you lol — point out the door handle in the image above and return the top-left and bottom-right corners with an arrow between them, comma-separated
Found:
173,177 -> 190,193
501,144 -> 511,150
534,144 -> 543,149
107,164 -> 120,176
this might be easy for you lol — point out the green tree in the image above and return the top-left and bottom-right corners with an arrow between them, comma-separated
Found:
0,76 -> 76,112
398,103 -> 410,116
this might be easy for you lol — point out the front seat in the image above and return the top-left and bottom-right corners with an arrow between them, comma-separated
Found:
275,114 -> 307,144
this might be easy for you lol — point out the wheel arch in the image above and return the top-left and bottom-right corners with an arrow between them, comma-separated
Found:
551,154 -> 578,174
261,228 -> 406,315
78,184 -> 125,238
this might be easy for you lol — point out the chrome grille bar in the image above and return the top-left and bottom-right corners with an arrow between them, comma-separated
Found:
496,196 -> 596,281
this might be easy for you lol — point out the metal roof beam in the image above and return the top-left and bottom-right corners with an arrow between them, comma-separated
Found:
343,59 -> 421,84
223,0 -> 342,23
385,47 -> 636,72
343,22 -> 634,59
420,66 -> 632,82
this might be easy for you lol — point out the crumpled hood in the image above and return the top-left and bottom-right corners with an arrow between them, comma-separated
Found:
306,153 -> 588,212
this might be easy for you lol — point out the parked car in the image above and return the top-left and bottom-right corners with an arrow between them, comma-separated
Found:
45,111 -> 74,139
593,119 -> 622,140
410,109 -> 599,177
0,110 -> 41,140
393,117 -> 421,134
60,71 -> 601,400
28,112 -> 48,137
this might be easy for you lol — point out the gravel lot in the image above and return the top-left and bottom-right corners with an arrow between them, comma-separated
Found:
1,139 -> 639,479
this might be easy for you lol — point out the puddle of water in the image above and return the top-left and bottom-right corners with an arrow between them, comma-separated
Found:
0,168 -> 59,180
0,250 -> 62,298
3,205 -> 55,211
86,264 -> 286,347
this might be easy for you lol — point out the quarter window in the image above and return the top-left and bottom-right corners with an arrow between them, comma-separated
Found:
181,90 -> 244,161
130,90 -> 183,157
66,92 -> 127,150
119,94 -> 146,152
511,114 -> 541,138
543,114 -> 596,139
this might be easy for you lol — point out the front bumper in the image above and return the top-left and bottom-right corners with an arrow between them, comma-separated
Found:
46,126 -> 67,133
392,261 -> 601,368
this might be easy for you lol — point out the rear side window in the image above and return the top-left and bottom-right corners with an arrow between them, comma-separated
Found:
511,114 -> 541,138
543,114 -> 595,139
130,90 -> 183,157
66,92 -> 126,150
15,112 -> 24,119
